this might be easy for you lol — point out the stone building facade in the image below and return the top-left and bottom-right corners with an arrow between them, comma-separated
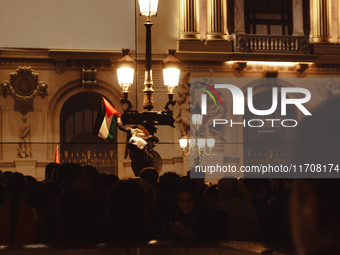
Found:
0,0 -> 339,181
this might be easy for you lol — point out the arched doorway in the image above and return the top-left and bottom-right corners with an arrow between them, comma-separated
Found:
60,91 -> 118,174
243,88 -> 297,166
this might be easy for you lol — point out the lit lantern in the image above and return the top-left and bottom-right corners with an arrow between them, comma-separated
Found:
138,0 -> 159,17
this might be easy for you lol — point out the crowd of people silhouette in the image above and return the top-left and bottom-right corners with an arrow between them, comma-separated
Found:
0,163 -> 292,245
1,97 -> 340,255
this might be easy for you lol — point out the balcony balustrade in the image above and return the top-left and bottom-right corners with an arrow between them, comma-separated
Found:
234,34 -> 310,54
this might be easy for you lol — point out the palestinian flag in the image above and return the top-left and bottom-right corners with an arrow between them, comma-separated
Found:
93,97 -> 120,142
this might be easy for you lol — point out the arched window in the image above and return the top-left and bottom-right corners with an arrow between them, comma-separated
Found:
60,91 -> 117,174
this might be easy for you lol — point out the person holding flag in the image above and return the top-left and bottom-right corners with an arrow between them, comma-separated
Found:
93,97 -> 159,176
116,114 -> 159,177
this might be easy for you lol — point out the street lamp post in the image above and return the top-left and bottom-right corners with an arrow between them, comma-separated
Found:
116,0 -> 181,135
142,12 -> 154,111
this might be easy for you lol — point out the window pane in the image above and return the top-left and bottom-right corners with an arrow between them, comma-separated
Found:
270,25 -> 282,35
256,14 -> 282,19
74,111 -> 83,137
65,115 -> 74,143
255,0 -> 267,11
270,0 -> 282,11
93,110 -> 98,126
256,24 -> 267,35
84,109 -> 93,133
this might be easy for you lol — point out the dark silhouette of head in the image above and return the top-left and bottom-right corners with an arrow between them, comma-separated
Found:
100,172 -> 119,192
84,165 -> 104,197
139,167 -> 159,190
3,171 -> 13,183
158,175 -> 178,196
58,163 -> 90,193
160,171 -> 180,182
7,172 -> 26,200
203,184 -> 218,207
176,178 -> 199,214
45,162 -> 60,181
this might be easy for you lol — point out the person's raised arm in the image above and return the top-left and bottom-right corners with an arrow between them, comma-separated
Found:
117,114 -> 131,133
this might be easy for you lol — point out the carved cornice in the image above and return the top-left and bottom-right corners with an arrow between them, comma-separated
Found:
0,60 -> 54,69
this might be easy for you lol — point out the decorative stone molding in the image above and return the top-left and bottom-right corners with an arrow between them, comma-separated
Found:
234,34 -> 311,54
296,63 -> 309,77
232,62 -> 247,77
0,60 -> 54,69
82,69 -> 97,89
0,66 -> 48,115
175,63 -> 340,74
264,70 -> 279,78
55,62 -> 66,74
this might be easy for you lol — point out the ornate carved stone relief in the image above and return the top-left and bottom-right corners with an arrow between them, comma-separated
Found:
232,62 -> 247,77
175,72 -> 191,138
0,66 -> 48,115
82,69 -> 97,89
55,62 -> 66,75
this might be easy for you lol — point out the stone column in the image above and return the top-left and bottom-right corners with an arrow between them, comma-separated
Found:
312,0 -> 332,43
310,0 -> 314,39
234,0 -> 246,34
199,0 -> 207,40
331,0 -> 338,43
207,0 -> 228,40
179,0 -> 200,39
292,0 -> 305,36
338,0 -> 340,43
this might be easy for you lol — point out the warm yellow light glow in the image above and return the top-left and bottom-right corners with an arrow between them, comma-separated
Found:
163,68 -> 180,93
179,138 -> 188,149
138,0 -> 159,16
117,67 -> 134,92
247,61 -> 299,66
22,244 -> 49,249
226,61 -> 312,67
